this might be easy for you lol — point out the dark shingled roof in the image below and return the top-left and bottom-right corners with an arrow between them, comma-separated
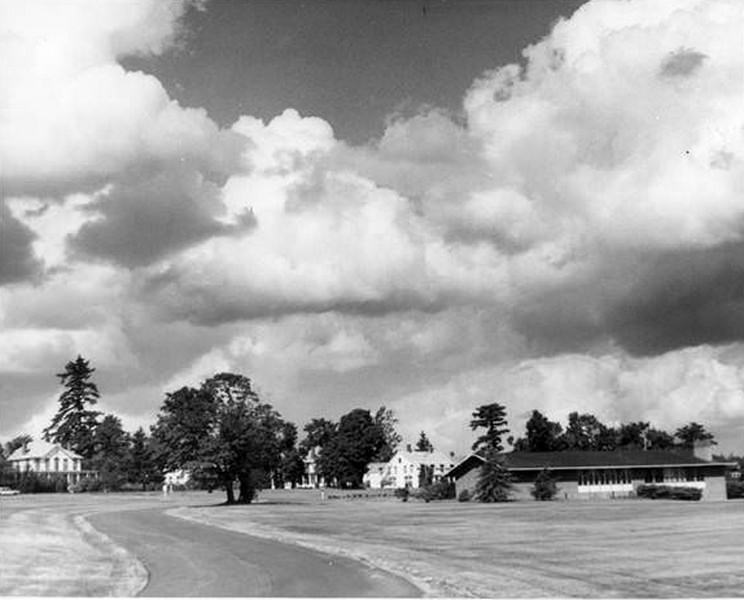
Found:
504,450 -> 718,469
445,449 -> 735,480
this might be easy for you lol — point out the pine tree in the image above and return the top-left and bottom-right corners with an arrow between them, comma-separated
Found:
415,431 -> 434,452
470,402 -> 512,502
475,449 -> 513,502
43,356 -> 101,459
531,467 -> 558,501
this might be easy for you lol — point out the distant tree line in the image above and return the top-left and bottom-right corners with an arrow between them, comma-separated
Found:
0,355 -> 411,503
508,410 -> 717,453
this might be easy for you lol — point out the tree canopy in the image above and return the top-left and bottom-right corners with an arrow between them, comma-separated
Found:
152,372 -> 289,504
373,406 -> 402,462
317,408 -> 385,488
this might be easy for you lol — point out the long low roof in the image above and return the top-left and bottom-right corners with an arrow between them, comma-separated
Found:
7,440 -> 83,462
445,450 -> 737,480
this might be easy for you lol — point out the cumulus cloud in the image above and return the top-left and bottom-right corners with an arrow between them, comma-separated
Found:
2,0 -> 744,452
0,0 -> 243,197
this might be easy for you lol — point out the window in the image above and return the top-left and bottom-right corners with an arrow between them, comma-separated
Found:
63,458 -> 68,472
54,457 -> 60,471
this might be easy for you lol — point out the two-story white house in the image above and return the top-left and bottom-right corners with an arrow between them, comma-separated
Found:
364,448 -> 455,489
7,440 -> 86,485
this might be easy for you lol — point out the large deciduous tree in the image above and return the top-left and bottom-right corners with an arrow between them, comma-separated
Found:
317,409 -> 385,488
152,373 -> 289,504
373,406 -> 402,462
470,403 -> 512,502
91,414 -> 130,490
523,410 -> 565,452
128,427 -> 160,491
561,412 -> 616,451
43,356 -> 101,459
675,422 -> 716,449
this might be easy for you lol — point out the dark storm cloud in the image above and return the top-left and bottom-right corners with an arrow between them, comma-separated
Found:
660,47 -> 707,78
606,243 -> 744,356
0,201 -> 42,285
70,169 -> 255,268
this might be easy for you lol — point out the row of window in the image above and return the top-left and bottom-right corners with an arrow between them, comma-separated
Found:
16,457 -> 79,472
578,469 -> 633,486
577,468 -> 706,486
386,463 -> 448,475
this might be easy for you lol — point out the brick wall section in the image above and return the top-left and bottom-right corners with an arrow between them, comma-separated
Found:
454,466 -> 481,498
704,475 -> 727,501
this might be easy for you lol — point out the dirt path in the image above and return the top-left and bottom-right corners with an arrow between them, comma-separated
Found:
88,507 -> 422,597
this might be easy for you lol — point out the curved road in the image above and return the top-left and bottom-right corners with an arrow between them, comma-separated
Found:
88,508 -> 421,597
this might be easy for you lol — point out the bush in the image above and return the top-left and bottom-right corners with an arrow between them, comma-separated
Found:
531,468 -> 558,501
413,480 -> 456,502
394,487 -> 410,502
636,484 -> 702,501
458,488 -> 472,502
16,472 -> 68,494
727,480 -> 744,499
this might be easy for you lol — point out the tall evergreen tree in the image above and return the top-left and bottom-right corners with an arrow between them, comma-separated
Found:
470,403 -> 512,502
470,403 -> 510,453
43,356 -> 101,459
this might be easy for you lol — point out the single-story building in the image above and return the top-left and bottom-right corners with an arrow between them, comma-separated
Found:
7,440 -> 92,485
445,443 -> 736,502
365,449 -> 456,489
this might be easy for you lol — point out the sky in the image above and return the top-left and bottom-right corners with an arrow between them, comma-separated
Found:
1,0 -> 743,455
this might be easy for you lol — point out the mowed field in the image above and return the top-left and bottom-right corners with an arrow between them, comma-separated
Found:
2,490 -> 743,597
172,489 -> 744,598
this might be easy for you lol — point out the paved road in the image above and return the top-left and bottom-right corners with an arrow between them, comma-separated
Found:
88,508 -> 421,597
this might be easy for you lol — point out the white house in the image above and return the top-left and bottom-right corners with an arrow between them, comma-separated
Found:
365,449 -> 456,489
164,469 -> 191,486
300,446 -> 326,488
7,440 -> 85,484
363,462 -> 388,488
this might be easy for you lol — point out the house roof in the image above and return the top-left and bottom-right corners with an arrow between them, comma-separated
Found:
393,449 -> 455,466
444,449 -> 737,479
7,440 -> 82,462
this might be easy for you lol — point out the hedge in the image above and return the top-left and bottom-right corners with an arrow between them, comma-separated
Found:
636,484 -> 702,501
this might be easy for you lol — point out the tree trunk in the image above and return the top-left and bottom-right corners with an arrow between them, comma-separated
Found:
224,480 -> 236,504
238,473 -> 254,504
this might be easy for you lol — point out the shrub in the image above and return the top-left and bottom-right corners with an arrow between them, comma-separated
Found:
394,487 -> 410,502
727,480 -> 744,499
531,468 -> 558,501
458,488 -> 472,502
413,480 -> 456,502
16,472 -> 68,494
636,484 -> 702,501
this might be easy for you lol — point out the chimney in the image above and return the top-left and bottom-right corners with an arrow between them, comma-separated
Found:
693,440 -> 714,462
406,443 -> 412,453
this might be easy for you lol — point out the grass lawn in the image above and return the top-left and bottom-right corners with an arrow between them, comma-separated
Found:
0,493 -> 159,596
171,489 -> 744,598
